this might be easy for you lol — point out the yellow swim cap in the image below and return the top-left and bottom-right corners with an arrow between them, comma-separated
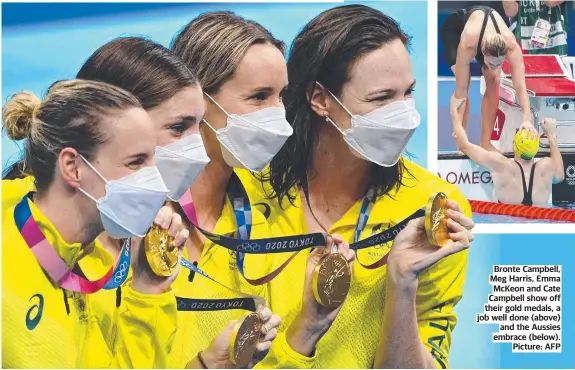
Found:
513,129 -> 540,160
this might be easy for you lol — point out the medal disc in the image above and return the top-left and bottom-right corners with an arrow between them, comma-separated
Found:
229,312 -> 262,367
144,225 -> 178,277
312,252 -> 351,308
424,192 -> 449,247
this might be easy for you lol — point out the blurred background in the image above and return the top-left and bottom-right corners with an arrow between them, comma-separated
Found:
1,1 -> 428,172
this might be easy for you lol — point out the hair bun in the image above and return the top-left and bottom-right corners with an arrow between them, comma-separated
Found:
2,91 -> 41,140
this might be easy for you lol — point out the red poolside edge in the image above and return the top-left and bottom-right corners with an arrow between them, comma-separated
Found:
469,200 -> 575,222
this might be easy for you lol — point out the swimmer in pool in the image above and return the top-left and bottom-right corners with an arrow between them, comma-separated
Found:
450,96 -> 565,206
441,5 -> 536,152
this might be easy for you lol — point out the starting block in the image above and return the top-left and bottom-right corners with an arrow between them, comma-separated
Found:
479,54 -> 575,152
479,55 -> 575,205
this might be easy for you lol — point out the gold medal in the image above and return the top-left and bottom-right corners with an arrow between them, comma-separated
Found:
424,192 -> 449,247
144,225 -> 178,277
229,312 -> 262,367
312,245 -> 352,308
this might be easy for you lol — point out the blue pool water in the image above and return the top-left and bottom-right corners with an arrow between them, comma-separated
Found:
473,203 -> 575,223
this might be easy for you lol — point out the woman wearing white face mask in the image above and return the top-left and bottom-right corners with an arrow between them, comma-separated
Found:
243,5 -> 476,369
1,79 -> 188,368
167,12 -> 335,368
77,37 -> 283,369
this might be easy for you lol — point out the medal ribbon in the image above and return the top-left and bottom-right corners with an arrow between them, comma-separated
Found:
177,174 -> 329,286
300,178 -> 425,269
14,193 -> 123,293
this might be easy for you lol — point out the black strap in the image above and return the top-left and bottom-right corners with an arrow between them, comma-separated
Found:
515,161 -> 534,206
526,162 -> 537,206
478,10 -> 501,55
490,11 -> 501,34
478,9 -> 490,54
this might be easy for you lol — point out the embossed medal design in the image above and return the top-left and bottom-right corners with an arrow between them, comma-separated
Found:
312,244 -> 352,308
229,312 -> 262,367
144,225 -> 178,277
424,192 -> 449,247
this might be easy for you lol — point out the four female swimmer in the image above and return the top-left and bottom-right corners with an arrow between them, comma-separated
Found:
2,4 -> 475,369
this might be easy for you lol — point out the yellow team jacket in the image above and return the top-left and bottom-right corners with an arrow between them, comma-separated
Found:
169,172 -> 277,368
238,159 -> 472,369
2,175 -> 35,210
2,184 -> 178,368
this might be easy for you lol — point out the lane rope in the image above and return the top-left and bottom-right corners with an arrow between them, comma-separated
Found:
470,200 -> 575,222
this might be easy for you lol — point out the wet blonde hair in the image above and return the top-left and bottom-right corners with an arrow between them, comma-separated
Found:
2,79 -> 141,192
171,11 -> 285,94
482,34 -> 507,57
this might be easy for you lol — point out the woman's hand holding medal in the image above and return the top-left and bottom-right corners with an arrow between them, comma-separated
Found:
286,234 -> 355,356
387,198 -> 475,291
188,306 -> 281,369
130,206 -> 189,294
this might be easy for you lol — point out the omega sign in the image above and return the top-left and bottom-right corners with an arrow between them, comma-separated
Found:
438,170 -> 493,185
437,158 -> 497,202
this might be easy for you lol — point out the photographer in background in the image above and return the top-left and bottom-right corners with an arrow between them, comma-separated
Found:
504,0 -> 568,55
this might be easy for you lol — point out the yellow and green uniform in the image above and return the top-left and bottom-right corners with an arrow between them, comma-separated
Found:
2,176 -> 35,210
169,174 -> 276,368
239,159 -> 471,369
2,183 -> 178,368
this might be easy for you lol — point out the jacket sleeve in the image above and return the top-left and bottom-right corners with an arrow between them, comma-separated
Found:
416,186 -> 471,369
254,331 -> 317,369
79,285 -> 178,369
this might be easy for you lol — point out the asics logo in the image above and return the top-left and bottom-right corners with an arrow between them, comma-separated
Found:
26,294 -> 44,330
255,202 -> 271,220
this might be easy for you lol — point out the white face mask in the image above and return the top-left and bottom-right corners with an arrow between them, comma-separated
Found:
78,155 -> 169,239
203,93 -> 293,172
155,134 -> 210,201
485,55 -> 505,70
327,91 -> 421,167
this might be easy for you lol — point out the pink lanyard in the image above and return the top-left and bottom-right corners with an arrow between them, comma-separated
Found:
15,193 -> 113,293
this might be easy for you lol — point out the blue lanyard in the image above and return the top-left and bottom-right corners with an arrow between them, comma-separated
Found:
103,240 -> 131,290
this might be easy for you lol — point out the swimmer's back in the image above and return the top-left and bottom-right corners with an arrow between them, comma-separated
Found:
493,158 -> 554,206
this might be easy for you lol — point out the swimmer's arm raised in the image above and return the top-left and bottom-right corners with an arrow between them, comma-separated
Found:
454,42 -> 475,99
502,1 -> 519,17
547,135 -> 565,184
507,46 -> 533,125
540,118 -> 564,184
450,96 -> 506,171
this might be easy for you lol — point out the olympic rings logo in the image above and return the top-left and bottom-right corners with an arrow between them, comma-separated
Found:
237,242 -> 261,252
566,166 -> 575,186
114,262 -> 129,283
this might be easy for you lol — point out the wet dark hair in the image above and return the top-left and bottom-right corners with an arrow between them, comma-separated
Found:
77,36 -> 198,109
266,4 -> 412,206
3,37 -> 198,181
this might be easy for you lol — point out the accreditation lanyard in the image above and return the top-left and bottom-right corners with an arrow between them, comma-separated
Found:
177,174 -> 329,287
175,174 -> 269,310
14,192 -> 126,293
